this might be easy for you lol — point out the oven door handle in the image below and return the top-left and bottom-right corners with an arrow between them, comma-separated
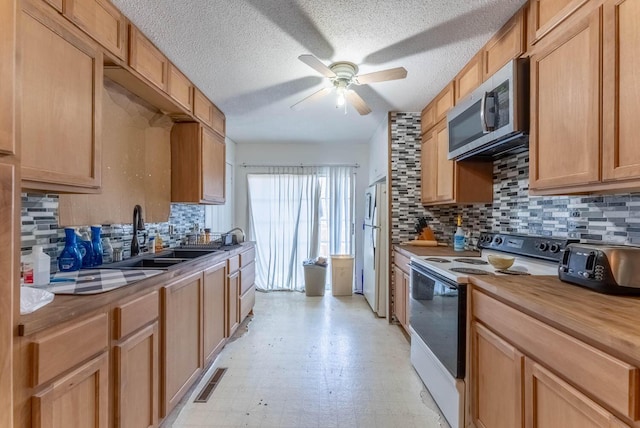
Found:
409,262 -> 459,289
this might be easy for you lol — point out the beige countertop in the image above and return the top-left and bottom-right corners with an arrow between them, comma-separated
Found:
395,244 -> 480,258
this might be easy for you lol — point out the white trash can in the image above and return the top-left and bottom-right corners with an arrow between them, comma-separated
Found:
303,262 -> 327,296
330,255 -> 354,296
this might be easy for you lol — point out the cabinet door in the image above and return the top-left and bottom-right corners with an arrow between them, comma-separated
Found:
201,126 -> 225,204
403,271 -> 410,329
20,0 -> 102,191
393,266 -> 406,327
167,64 -> 193,112
528,0 -> 591,44
114,323 -> 159,428
435,121 -> 454,202
63,0 -> 127,60
193,88 -> 213,128
240,285 -> 255,322
529,10 -> 601,191
129,25 -> 167,91
161,272 -> 202,417
525,358 -> 631,428
484,9 -> 526,78
602,0 -> 640,181
226,271 -> 240,338
203,261 -> 226,364
420,130 -> 437,203
0,0 -> 16,155
455,52 -> 483,102
32,351 -> 109,428
471,322 -> 524,428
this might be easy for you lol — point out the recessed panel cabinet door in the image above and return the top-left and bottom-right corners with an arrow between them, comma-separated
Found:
20,0 -> 102,191
420,130 -> 437,204
393,266 -> 406,327
529,10 -> 601,191
0,0 -> 15,155
201,127 -> 225,204
529,0 -> 590,44
602,0 -> 640,181
435,121 -> 454,202
203,261 -> 226,364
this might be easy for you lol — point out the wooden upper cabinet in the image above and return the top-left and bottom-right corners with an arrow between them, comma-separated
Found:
168,64 -> 193,112
63,0 -> 127,61
128,24 -> 168,91
171,122 -> 225,204
421,83 -> 455,134
483,8 -> 526,78
455,52 -> 483,102
0,0 -> 16,155
528,0 -> 591,46
193,88 -> 225,135
602,0 -> 640,182
44,0 -> 63,12
529,9 -> 601,191
420,129 -> 437,204
435,121 -> 454,203
20,0 -> 102,192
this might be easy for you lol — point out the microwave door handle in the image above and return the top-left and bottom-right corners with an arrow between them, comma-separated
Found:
480,92 -> 489,134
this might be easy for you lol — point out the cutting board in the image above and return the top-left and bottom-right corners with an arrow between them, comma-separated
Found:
402,240 -> 445,247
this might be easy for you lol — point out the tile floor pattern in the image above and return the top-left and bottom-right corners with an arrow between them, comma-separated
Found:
171,292 -> 450,428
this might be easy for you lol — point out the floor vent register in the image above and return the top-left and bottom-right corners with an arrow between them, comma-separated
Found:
194,367 -> 227,403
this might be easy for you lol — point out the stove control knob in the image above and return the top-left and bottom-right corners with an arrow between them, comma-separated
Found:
538,243 -> 549,252
549,244 -> 561,253
493,237 -> 503,245
581,271 -> 591,279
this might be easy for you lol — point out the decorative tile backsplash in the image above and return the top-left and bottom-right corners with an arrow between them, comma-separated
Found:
21,193 -> 205,272
389,114 -> 640,247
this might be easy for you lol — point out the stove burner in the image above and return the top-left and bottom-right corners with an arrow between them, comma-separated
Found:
453,258 -> 488,265
496,269 -> 531,275
424,258 -> 451,263
450,267 -> 492,275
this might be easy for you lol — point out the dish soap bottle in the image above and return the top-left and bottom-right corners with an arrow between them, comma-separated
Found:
79,230 -> 95,268
23,245 -> 51,286
454,216 -> 465,252
59,228 -> 83,272
154,232 -> 163,253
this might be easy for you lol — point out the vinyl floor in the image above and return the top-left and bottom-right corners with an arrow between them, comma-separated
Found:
171,291 -> 449,428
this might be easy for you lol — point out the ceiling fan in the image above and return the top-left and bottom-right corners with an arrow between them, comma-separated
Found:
291,54 -> 408,115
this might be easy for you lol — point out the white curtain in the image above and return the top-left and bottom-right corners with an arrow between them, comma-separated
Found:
247,166 -> 354,291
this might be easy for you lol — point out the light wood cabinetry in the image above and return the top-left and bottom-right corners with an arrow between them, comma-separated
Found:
421,120 -> 493,205
128,24 -> 168,91
44,0 -> 63,12
63,0 -> 127,61
528,0 -> 591,46
168,64 -> 193,112
193,88 -> 225,134
420,82 -> 455,134
392,250 -> 411,332
483,8 -> 527,78
226,254 -> 240,338
171,122 -> 226,204
19,0 -> 102,193
455,52 -> 484,102
161,272 -> 203,417
203,261 -> 226,364
113,291 -> 159,428
0,0 -> 16,155
239,247 -> 256,322
471,288 -> 640,427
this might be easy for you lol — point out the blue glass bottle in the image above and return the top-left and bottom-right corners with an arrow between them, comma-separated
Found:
58,228 -> 83,272
79,231 -> 95,268
91,225 -> 103,266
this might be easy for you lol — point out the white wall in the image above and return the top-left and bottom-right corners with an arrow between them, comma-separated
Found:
234,142 -> 369,291
205,137 -> 236,233
368,116 -> 389,185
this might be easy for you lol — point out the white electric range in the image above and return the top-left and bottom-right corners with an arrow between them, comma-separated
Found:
408,233 -> 575,428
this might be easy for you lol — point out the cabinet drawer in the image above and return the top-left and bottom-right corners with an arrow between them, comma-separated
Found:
240,247 -> 255,267
227,255 -> 239,274
32,312 -> 108,386
394,250 -> 411,274
114,290 -> 159,340
472,290 -> 640,420
240,261 -> 255,295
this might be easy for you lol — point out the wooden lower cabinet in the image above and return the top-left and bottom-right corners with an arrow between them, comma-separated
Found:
161,272 -> 203,417
471,321 -> 524,428
525,359 -> 630,428
226,271 -> 240,338
114,323 -> 159,428
393,265 -> 409,331
32,351 -> 109,428
203,261 -> 226,364
240,286 -> 256,321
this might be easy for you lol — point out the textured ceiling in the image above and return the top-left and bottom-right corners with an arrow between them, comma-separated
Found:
111,0 -> 527,145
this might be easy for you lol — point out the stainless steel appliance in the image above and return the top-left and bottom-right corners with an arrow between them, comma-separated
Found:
409,233 -> 574,428
447,58 -> 529,160
559,243 -> 640,294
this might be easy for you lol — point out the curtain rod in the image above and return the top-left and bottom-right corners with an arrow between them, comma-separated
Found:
240,163 -> 360,168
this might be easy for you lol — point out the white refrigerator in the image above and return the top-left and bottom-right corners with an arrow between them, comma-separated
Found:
363,182 -> 388,318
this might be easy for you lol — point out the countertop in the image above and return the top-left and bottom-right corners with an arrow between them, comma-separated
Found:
395,244 -> 480,258
19,243 -> 254,337
470,274 -> 640,366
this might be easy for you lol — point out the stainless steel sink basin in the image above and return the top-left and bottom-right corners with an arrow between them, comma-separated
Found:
158,249 -> 220,258
103,257 -> 188,269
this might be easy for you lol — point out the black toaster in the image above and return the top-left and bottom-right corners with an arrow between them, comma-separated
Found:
559,243 -> 640,295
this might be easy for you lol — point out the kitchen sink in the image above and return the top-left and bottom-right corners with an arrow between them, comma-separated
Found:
103,257 -> 188,270
159,249 -> 220,258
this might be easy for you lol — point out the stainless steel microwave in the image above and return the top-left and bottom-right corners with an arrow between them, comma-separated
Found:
447,58 -> 529,160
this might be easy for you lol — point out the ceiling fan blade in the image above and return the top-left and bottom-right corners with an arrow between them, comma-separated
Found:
355,67 -> 408,84
290,87 -> 333,111
345,90 -> 372,115
298,54 -> 336,78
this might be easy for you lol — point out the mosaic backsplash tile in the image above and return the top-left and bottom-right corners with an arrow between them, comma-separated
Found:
389,115 -> 640,248
21,193 -> 205,272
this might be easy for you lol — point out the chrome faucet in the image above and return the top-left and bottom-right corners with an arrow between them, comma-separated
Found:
131,204 -> 145,256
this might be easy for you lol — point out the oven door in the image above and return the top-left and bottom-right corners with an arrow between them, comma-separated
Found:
409,261 -> 466,378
